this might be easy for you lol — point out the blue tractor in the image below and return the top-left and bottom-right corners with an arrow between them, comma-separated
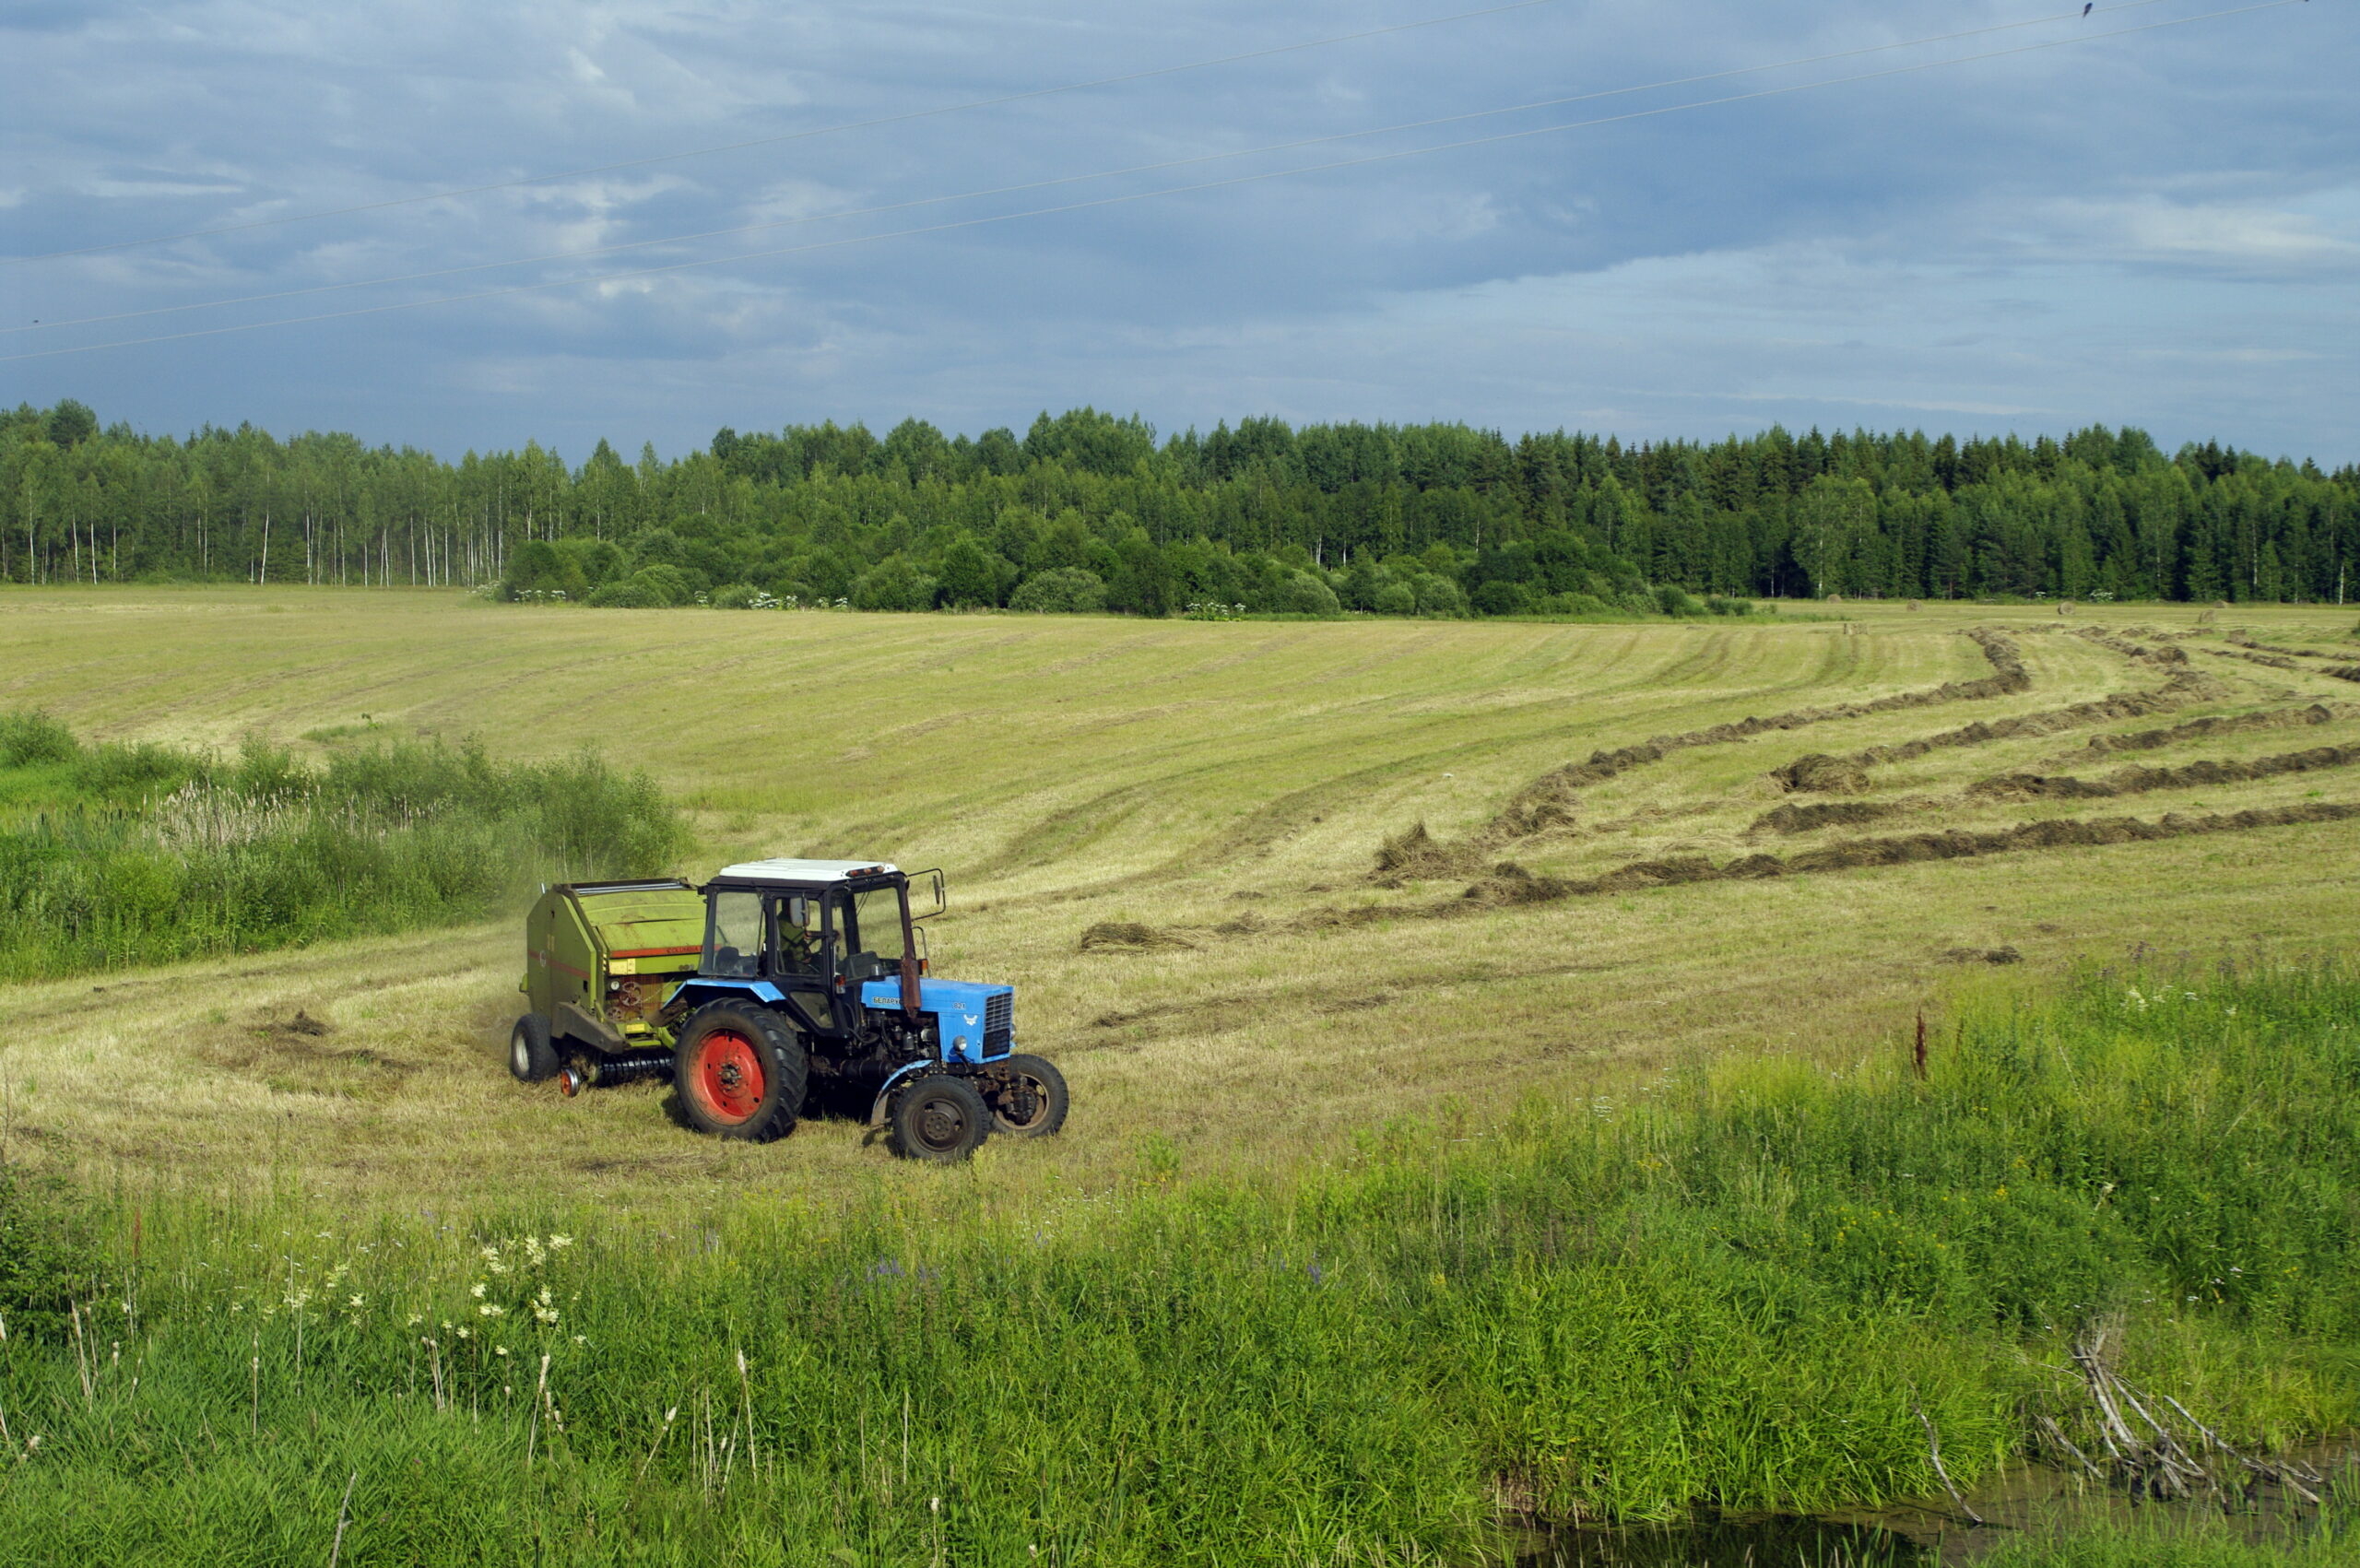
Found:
512,858 -> 1066,1162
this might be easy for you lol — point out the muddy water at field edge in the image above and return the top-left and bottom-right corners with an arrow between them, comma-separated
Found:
1526,1442 -> 2357,1566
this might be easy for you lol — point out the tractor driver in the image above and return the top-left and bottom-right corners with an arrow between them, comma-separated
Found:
773,895 -> 822,976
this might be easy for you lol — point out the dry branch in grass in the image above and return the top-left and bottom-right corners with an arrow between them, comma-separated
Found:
2053,1325 -> 2327,1506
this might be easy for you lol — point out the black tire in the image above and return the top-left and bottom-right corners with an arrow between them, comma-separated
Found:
979,1054 -> 1068,1139
509,1015 -> 558,1084
887,1075 -> 992,1163
673,1001 -> 808,1142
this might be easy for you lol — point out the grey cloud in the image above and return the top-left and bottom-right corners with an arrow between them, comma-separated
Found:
3,0 -> 2354,460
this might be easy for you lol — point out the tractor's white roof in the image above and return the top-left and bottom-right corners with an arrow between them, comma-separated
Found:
713,857 -> 899,884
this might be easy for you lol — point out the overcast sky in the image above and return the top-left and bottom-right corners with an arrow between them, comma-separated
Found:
3,0 -> 2354,463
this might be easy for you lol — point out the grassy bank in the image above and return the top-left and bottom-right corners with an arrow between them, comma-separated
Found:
0,711 -> 683,980
1,956 -> 2354,1564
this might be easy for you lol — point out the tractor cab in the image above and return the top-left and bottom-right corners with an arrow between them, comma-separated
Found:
697,858 -> 938,998
685,858 -> 950,1041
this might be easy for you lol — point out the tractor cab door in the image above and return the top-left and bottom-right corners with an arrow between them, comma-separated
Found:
702,888 -> 765,978
842,880 -> 913,984
768,890 -> 844,1036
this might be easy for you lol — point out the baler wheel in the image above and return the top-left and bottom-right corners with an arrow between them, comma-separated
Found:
509,1015 -> 559,1084
673,1002 -> 807,1142
980,1055 -> 1069,1138
887,1076 -> 991,1163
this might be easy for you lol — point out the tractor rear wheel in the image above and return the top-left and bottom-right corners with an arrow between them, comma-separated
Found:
673,1002 -> 807,1141
979,1054 -> 1068,1138
509,1015 -> 558,1084
887,1075 -> 991,1163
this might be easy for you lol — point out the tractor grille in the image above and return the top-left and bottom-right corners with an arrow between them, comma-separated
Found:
984,992 -> 1014,1055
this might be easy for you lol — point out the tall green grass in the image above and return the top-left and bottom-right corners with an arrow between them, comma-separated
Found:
0,711 -> 685,980
0,958 -> 2355,1564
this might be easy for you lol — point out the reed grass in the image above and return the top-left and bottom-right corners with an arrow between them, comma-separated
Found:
0,713 -> 685,981
1,957 -> 2354,1564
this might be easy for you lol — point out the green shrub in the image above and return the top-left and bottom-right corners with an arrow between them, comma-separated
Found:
584,577 -> 667,608
498,539 -> 587,601
852,555 -> 939,612
1276,569 -> 1341,616
0,1163 -> 98,1344
553,536 -> 631,588
0,712 -> 77,769
1009,566 -> 1107,613
1414,573 -> 1469,618
0,722 -> 686,980
1373,581 -> 1418,615
1470,579 -> 1533,616
707,583 -> 763,609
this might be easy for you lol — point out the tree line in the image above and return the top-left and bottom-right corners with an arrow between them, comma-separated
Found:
5,399 -> 2354,614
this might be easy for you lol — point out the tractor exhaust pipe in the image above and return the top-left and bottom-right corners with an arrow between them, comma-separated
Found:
560,1048 -> 675,1097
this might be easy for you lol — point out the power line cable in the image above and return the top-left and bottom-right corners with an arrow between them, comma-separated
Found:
5,0 -> 2188,336
1,0 -> 2306,364
5,0 -> 1570,265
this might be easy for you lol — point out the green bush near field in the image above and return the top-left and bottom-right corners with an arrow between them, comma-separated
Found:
0,713 -> 685,980
1,959 -> 2355,1563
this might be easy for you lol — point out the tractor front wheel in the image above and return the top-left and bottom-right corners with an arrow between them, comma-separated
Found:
979,1055 -> 1068,1138
673,1002 -> 807,1141
509,1015 -> 558,1084
887,1075 -> 991,1163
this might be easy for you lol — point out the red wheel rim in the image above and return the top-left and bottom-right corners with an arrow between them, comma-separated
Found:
691,1030 -> 765,1124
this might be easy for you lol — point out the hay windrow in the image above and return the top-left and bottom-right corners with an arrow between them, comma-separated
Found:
1761,668 -> 2227,796
2072,627 -> 2190,667
1752,800 -> 1905,835
2068,701 -> 2356,759
2194,640 -> 2360,685
1300,801 -> 2360,935
1771,754 -> 1873,795
1374,628 -> 2028,881
1967,743 -> 2360,802
1373,820 -> 1483,881
1079,921 -> 1198,953
1421,800 -> 2360,916
2225,631 -> 2344,660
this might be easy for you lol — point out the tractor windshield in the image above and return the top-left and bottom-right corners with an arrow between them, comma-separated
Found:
848,884 -> 909,964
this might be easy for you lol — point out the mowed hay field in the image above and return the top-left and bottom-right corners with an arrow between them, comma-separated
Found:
5,586 -> 2360,1211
